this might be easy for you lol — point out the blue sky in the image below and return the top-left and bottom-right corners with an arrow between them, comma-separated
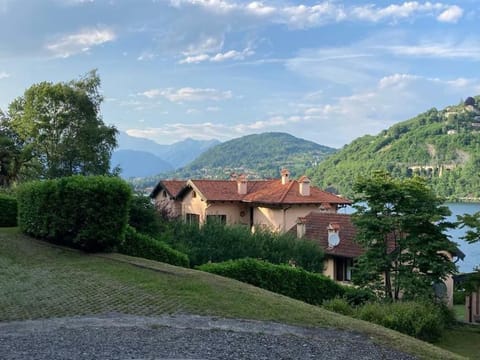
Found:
0,0 -> 478,148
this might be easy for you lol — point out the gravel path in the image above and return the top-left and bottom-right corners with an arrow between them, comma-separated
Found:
0,313 -> 417,360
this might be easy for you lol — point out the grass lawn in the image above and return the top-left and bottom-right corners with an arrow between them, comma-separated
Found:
0,227 -> 466,360
435,323 -> 480,359
454,304 -> 465,321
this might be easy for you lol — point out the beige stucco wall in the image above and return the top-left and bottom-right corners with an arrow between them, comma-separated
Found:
181,191 -> 208,223
323,258 -> 335,280
154,194 -> 182,218
254,205 -> 321,233
465,290 -> 480,323
205,202 -> 250,226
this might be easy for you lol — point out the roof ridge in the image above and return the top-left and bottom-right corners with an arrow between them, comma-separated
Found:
279,180 -> 296,203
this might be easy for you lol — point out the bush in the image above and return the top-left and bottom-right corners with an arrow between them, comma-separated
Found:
322,297 -> 356,316
128,194 -> 162,236
164,222 -> 324,272
198,258 -> 344,305
356,301 -> 453,342
17,176 -> 131,252
0,194 -> 17,227
343,287 -> 376,306
119,226 -> 189,267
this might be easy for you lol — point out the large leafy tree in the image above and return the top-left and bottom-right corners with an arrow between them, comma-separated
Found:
3,70 -> 117,179
352,171 -> 457,301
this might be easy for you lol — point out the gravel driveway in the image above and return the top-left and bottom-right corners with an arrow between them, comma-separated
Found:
0,313 -> 417,360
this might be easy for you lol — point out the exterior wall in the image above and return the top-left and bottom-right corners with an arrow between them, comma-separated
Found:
465,289 -> 480,323
181,191 -> 208,223
154,193 -> 182,218
205,202 -> 250,226
439,251 -> 454,308
254,205 -> 321,233
323,258 -> 335,280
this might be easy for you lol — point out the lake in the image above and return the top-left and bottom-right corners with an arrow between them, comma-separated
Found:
340,202 -> 480,273
445,202 -> 480,273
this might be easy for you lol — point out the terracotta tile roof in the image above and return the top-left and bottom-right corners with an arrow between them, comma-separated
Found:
290,212 -> 365,259
242,180 -> 351,205
152,176 -> 351,206
150,180 -> 186,198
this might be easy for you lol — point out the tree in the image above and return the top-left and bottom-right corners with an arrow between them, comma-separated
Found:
3,70 -> 117,179
457,212 -> 480,291
352,171 -> 457,301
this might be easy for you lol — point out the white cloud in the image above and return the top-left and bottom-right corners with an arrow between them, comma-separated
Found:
381,40 -> 480,60
137,51 -> 156,61
0,71 -> 10,79
169,1 -> 464,28
437,5 -> 463,23
46,27 -> 115,58
183,36 -> 224,56
179,54 -> 210,64
139,87 -> 233,102
179,42 -> 254,64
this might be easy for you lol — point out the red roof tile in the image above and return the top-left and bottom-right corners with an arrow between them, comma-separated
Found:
152,176 -> 352,206
291,212 -> 365,258
150,180 -> 186,198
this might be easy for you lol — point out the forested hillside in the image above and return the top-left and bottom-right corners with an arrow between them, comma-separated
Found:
307,96 -> 480,200
173,132 -> 336,179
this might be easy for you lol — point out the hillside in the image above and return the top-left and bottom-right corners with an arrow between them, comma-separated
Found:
0,228 -> 464,359
307,96 -> 480,200
111,150 -> 173,178
172,132 -> 336,179
117,131 -> 220,169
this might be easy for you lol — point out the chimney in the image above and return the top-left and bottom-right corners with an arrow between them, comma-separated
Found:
281,168 -> 290,185
237,174 -> 247,195
296,217 -> 307,238
298,176 -> 310,196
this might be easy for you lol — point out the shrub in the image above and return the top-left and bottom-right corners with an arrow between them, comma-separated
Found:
356,301 -> 452,342
198,258 -> 344,305
164,222 -> 324,272
128,194 -> 161,236
322,297 -> 355,316
0,194 -> 17,227
17,176 -> 131,252
343,287 -> 376,306
119,226 -> 189,267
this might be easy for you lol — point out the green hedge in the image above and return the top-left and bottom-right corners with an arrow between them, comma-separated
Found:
0,194 -> 17,227
17,176 -> 131,252
322,298 -> 454,342
163,222 -> 325,272
198,258 -> 345,305
119,226 -> 189,267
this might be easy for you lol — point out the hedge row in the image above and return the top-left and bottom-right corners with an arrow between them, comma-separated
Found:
164,222 -> 325,272
198,258 -> 346,305
323,298 -> 454,342
0,194 -> 17,227
119,226 -> 189,267
17,176 -> 131,252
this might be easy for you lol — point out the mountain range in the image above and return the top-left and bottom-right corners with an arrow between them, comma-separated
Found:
112,131 -> 220,178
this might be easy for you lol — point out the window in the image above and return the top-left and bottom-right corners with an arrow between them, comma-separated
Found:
192,191 -> 197,198
162,190 -> 167,198
335,258 -> 353,282
186,213 -> 200,225
206,214 -> 227,225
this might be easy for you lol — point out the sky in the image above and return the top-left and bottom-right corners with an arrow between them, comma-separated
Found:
0,0 -> 479,148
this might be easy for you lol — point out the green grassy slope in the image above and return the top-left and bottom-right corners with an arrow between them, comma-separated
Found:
0,228 -> 464,359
